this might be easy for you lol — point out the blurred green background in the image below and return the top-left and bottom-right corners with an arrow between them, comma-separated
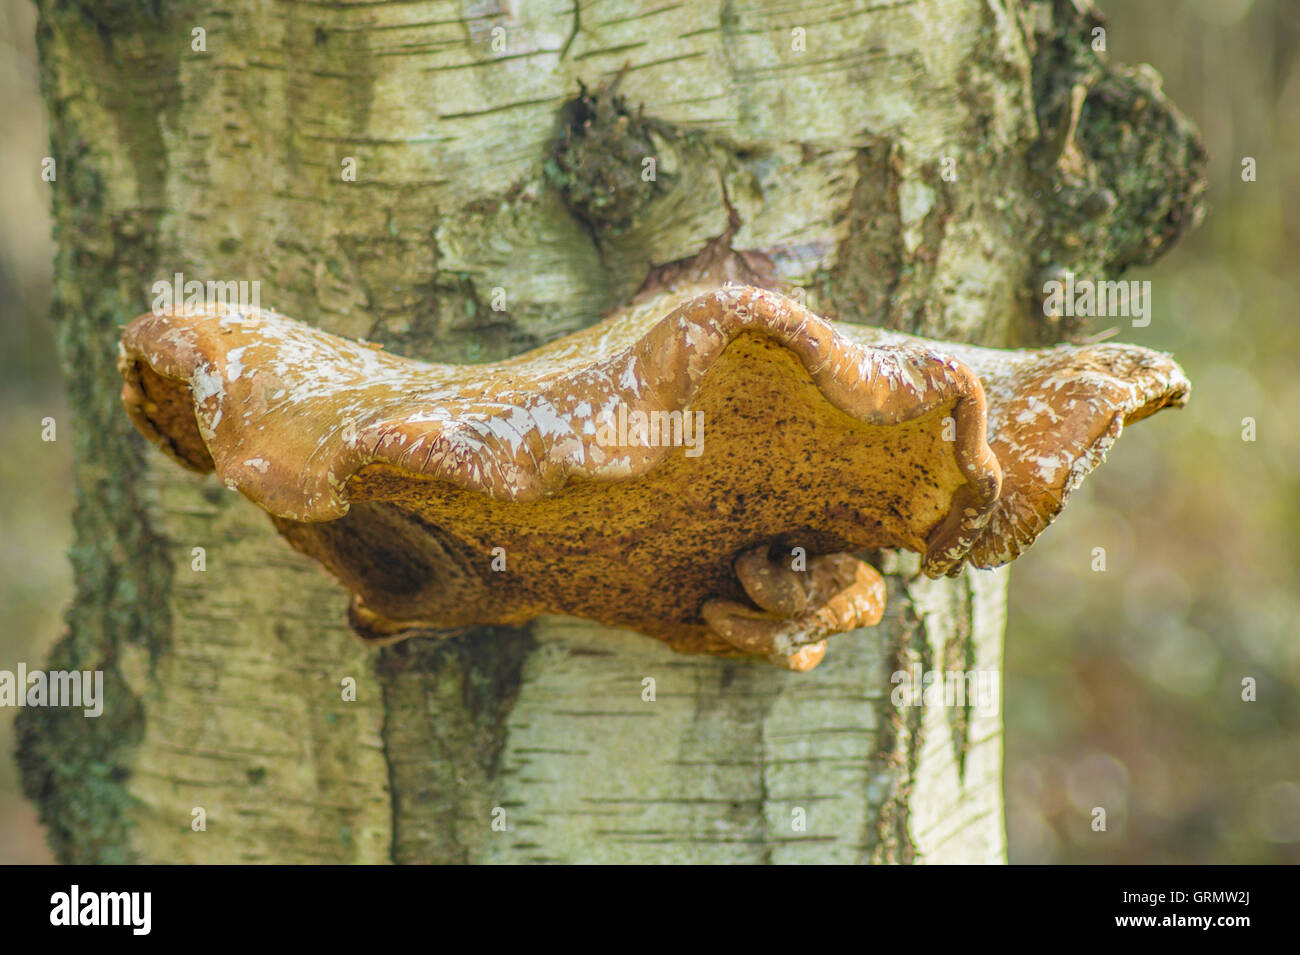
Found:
1006,0 -> 1300,864
1,0 -> 1296,863
1,0 -> 69,864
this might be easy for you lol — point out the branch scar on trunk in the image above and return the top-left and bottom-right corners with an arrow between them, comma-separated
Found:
118,285 -> 1189,670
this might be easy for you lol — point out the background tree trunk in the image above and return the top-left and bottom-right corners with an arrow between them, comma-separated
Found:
19,0 -> 1203,863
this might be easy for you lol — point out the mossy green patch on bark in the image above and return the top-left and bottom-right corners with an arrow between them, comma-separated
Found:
375,627 -> 536,864
864,572 -> 926,865
15,0 -> 194,864
546,75 -> 669,237
942,579 -> 976,784
1024,0 -> 1208,341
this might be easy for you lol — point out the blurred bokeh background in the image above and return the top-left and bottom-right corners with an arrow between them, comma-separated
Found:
1005,0 -> 1300,864
1,0 -> 69,864
1,0 -> 1296,863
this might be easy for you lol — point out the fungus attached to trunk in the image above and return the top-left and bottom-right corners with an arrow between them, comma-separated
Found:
119,285 -> 1188,670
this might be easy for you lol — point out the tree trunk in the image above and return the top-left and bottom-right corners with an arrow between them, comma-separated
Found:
20,0 -> 1204,863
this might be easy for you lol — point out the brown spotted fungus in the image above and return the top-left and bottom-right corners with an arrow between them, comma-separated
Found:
118,284 -> 1189,671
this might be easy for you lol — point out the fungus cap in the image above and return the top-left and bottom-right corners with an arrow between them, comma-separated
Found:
119,286 -> 1188,669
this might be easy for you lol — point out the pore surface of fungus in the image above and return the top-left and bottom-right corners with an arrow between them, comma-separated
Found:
119,285 -> 1188,670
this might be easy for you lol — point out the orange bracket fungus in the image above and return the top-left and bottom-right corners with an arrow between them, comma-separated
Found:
119,285 -> 1188,671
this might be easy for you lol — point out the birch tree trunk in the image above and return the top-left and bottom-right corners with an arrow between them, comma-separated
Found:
19,0 -> 1204,863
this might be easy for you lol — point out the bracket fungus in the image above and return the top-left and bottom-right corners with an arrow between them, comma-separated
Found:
119,285 -> 1188,671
